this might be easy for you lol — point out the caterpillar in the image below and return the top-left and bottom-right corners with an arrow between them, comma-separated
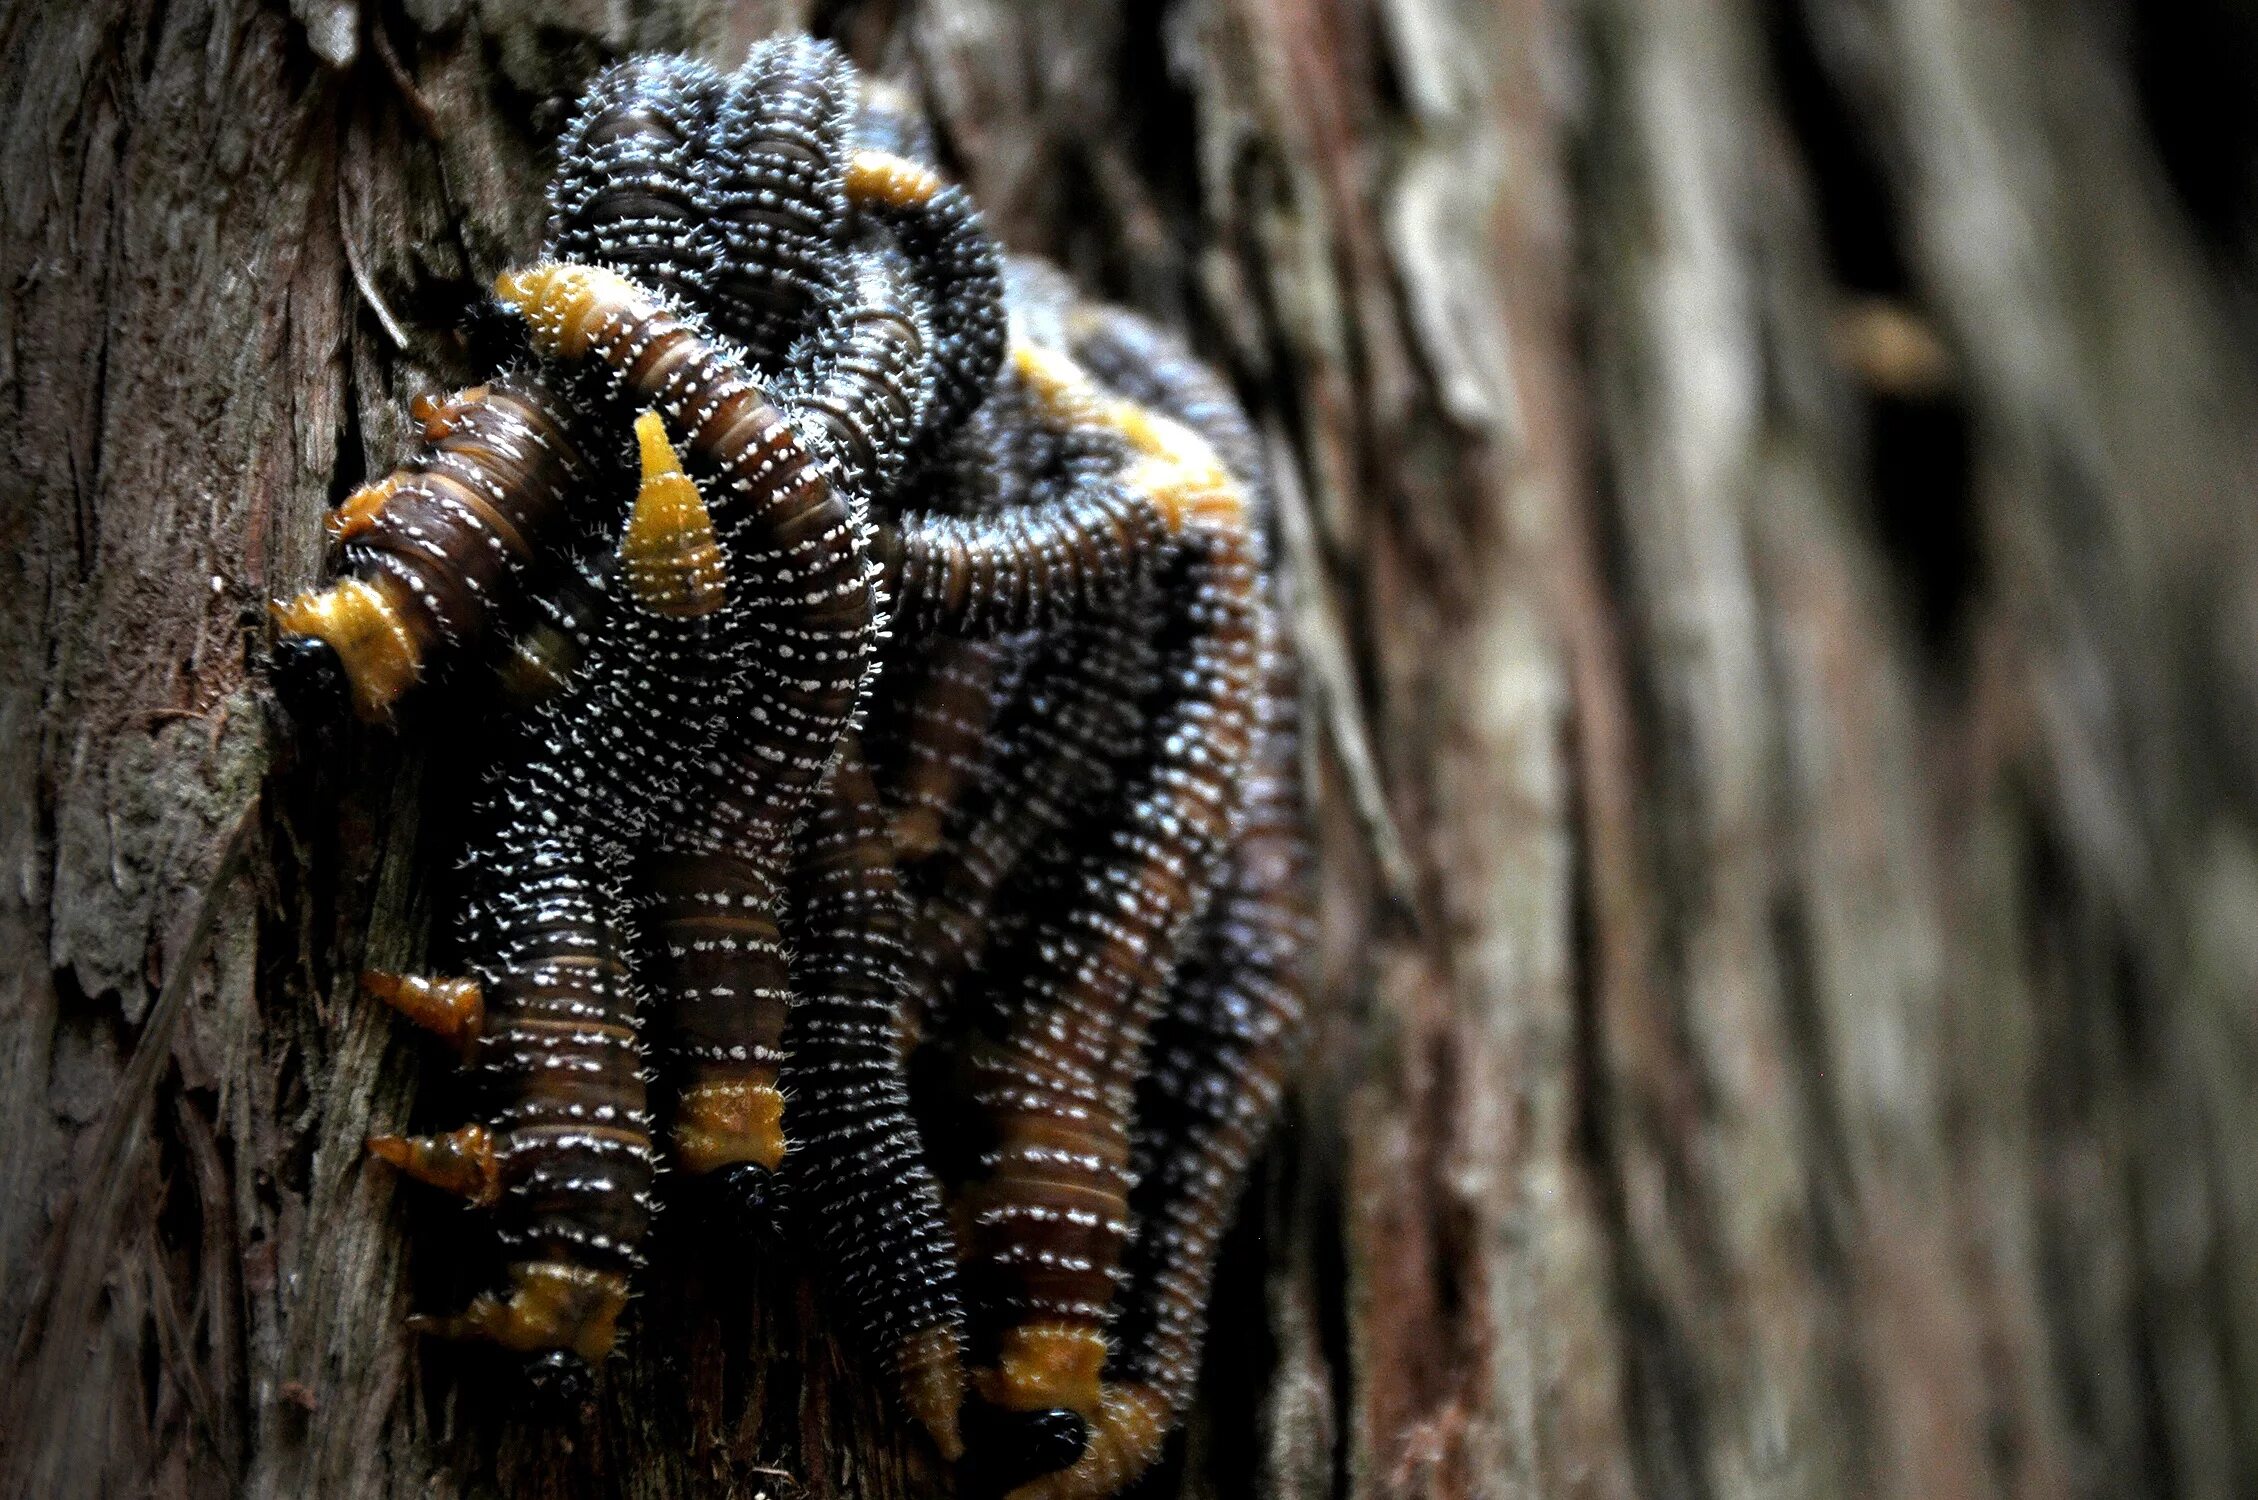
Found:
768,245 -> 934,501
597,245 -> 924,1213
1008,311 -> 1301,1498
1020,650 -> 1309,1499
879,635 -> 1022,868
491,260 -> 878,811
707,37 -> 855,360
871,373 -> 1076,876
904,589 -> 1161,1032
270,376 -> 591,721
364,410 -> 727,1390
952,347 -> 1264,1475
876,337 -> 1186,643
781,734 -> 969,1459
844,149 -> 1006,454
480,261 -> 867,1232
643,257 -> 922,1218
896,337 -> 1215,1018
547,54 -> 727,312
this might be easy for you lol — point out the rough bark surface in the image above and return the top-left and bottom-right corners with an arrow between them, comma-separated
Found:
6,1 -> 2255,1497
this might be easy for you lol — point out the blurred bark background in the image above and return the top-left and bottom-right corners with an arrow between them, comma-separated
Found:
7,0 -> 2258,1496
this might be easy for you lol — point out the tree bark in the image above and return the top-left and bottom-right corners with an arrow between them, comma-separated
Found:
7,1 -> 2256,1497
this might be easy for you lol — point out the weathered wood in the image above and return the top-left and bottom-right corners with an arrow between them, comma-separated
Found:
7,1 -> 2257,1497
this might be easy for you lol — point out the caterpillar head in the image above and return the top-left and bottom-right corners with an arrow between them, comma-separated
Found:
267,631 -> 353,728
957,1402 -> 1089,1496
706,1160 -> 778,1239
517,1349 -> 597,1417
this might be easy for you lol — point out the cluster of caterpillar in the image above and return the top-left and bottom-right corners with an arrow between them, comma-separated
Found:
271,38 -> 1309,1499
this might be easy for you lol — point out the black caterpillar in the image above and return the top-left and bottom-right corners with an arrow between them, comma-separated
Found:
274,37 -> 1310,1499
362,408 -> 725,1391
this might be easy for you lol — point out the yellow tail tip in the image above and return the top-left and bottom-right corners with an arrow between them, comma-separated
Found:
492,262 -> 641,361
406,1265 -> 629,1361
634,409 -> 685,482
269,578 -> 421,721
621,409 -> 725,617
364,1133 -> 413,1169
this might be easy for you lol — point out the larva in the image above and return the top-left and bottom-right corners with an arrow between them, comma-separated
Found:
844,148 -> 1006,454
271,376 -> 591,721
491,261 -> 879,811
781,733 -> 969,1459
1025,651 -> 1310,1500
869,378 -> 1067,876
601,249 -> 927,1204
276,58 -> 723,726
878,346 -> 1176,641
547,54 -> 727,311
954,352 -> 1264,1475
768,245 -> 934,501
879,634 -> 1022,868
707,37 -> 855,360
904,589 -> 1161,1032
1008,312 -> 1302,1498
365,411 -> 727,1390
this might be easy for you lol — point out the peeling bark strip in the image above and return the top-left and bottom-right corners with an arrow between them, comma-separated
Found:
6,1 -> 2258,1498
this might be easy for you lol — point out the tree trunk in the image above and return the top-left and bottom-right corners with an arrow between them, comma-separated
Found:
7,0 -> 2256,1496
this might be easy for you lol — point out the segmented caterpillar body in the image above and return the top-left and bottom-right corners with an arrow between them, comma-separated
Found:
955,348 -> 1264,1445
782,735 -> 968,1458
547,55 -> 726,312
844,149 -> 1006,453
494,262 -> 879,801
370,412 -> 727,1384
1021,652 -> 1309,1500
490,264 -> 881,1214
271,377 -> 590,721
594,248 -> 929,1204
879,351 -> 1171,640
1019,312 -> 1305,1498
905,589 -> 1160,1031
708,38 -> 854,359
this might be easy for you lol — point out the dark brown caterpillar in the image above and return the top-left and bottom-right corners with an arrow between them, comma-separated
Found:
584,248 -> 925,1206
781,734 -> 968,1458
493,261 -> 878,812
844,150 -> 1006,453
954,347 -> 1263,1462
271,377 -> 590,721
882,635 -> 1022,867
1023,648 -> 1310,1499
547,54 -> 726,311
1000,310 -> 1301,1497
876,359 -> 1172,639
1032,305 -> 1295,1496
905,590 -> 1160,1034
707,37 -> 854,360
870,372 -> 1072,879
601,124 -> 998,1222
895,342 -> 1192,1027
364,412 -> 727,1388
768,245 -> 934,502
